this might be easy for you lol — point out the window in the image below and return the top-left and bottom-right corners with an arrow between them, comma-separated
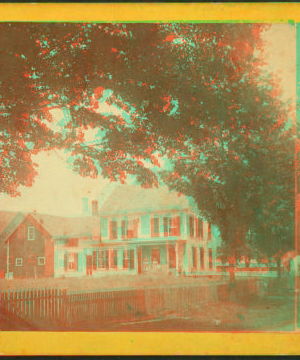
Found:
59,252 -> 65,268
68,253 -> 76,270
208,223 -> 211,241
123,249 -> 134,269
129,249 -> 134,270
121,220 -> 127,239
15,258 -> 23,266
28,255 -> 36,263
113,249 -> 118,268
209,249 -> 213,269
28,227 -> 35,241
18,225 -> 25,239
163,217 -> 171,237
8,256 -> 13,265
200,247 -> 204,270
123,249 -> 134,270
92,250 -> 98,270
192,246 -> 197,269
38,257 -> 45,265
189,216 -> 194,237
175,216 -> 181,236
98,250 -> 109,269
110,220 -> 118,239
197,218 -> 203,238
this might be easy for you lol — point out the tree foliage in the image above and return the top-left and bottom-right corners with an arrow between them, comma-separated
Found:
0,23 -> 295,262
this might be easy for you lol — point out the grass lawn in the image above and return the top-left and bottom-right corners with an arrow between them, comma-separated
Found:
0,273 -> 228,293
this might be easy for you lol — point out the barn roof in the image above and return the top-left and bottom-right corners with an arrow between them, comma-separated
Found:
28,212 -> 99,238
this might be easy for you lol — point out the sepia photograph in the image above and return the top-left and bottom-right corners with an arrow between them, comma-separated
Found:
0,16 -> 297,336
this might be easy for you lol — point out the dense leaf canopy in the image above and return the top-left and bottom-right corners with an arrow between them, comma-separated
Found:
0,23 -> 295,260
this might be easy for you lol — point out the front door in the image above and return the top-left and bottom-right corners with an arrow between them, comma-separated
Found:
86,255 -> 93,275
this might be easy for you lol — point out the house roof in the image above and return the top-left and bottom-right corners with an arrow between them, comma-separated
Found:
0,210 -> 100,242
99,185 -> 195,215
0,211 -> 28,244
28,212 -> 99,238
0,211 -> 20,237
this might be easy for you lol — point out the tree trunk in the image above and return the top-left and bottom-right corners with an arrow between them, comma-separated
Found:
229,263 -> 235,285
277,257 -> 282,279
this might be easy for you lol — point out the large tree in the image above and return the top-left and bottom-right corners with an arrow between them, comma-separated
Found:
1,23 -> 295,273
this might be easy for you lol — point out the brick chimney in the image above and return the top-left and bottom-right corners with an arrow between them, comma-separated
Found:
92,200 -> 98,216
82,197 -> 89,214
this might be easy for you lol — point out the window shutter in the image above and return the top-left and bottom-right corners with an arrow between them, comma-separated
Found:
64,252 -> 68,271
121,220 -> 126,238
100,218 -> 108,237
159,215 -> 164,234
93,251 -> 97,270
78,253 -> 82,272
109,221 -> 113,239
141,215 -> 150,235
195,217 -> 199,237
130,249 -> 135,270
200,219 -> 203,238
74,253 -> 78,271
163,217 -> 168,237
176,216 -> 181,236
117,223 -> 122,238
105,250 -> 109,269
150,218 -> 155,237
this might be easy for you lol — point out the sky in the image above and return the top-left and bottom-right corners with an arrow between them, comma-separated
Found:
0,23 -> 296,216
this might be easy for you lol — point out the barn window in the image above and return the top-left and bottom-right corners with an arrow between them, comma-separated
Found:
15,258 -> 23,266
29,255 -> 36,263
38,257 -> 45,265
28,227 -> 35,241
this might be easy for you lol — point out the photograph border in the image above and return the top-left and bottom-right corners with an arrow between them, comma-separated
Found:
0,2 -> 300,355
